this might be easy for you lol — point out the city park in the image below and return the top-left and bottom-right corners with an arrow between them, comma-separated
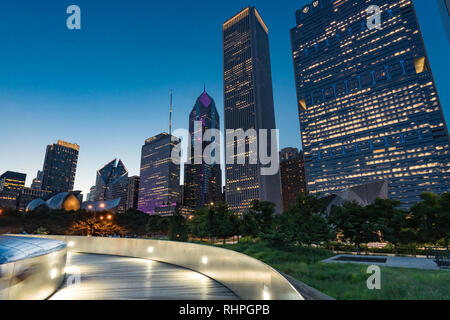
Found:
1,191 -> 449,300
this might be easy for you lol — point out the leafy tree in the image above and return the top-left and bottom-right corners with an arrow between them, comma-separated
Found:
68,217 -> 124,237
214,202 -> 240,244
189,202 -> 239,243
329,201 -> 382,254
241,200 -> 276,238
146,214 -> 169,238
410,192 -> 450,247
259,213 -> 295,248
366,198 -> 412,253
116,209 -> 149,236
169,208 -> 188,242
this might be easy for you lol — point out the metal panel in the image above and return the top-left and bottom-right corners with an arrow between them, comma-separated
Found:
0,236 -> 67,300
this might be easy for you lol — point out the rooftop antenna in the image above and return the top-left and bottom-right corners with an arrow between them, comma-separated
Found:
169,90 -> 173,136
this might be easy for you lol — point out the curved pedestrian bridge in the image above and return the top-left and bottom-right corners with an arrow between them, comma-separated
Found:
51,252 -> 238,300
3,235 -> 304,300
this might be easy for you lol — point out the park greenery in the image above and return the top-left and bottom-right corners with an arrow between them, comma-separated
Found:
0,191 -> 449,252
1,192 -> 449,300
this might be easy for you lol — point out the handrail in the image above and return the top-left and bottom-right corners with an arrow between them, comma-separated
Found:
13,235 -> 303,300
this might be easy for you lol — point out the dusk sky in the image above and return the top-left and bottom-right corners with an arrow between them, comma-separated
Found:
0,0 -> 449,196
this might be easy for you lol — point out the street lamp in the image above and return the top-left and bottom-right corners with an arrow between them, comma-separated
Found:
107,215 -> 112,220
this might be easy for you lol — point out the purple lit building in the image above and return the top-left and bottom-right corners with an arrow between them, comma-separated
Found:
184,90 -> 222,208
138,133 -> 181,214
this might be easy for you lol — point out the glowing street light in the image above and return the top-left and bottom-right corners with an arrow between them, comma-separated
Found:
99,203 -> 106,209
107,215 -> 112,220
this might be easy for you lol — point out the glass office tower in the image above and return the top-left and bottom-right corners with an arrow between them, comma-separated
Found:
94,159 -> 129,213
184,90 -> 222,208
223,7 -> 282,214
138,133 -> 180,214
41,140 -> 79,195
291,0 -> 450,207
279,148 -> 307,211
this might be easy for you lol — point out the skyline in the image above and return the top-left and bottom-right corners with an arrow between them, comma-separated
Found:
0,0 -> 449,197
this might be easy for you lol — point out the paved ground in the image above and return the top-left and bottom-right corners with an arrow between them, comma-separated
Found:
50,252 -> 239,300
322,254 -> 441,270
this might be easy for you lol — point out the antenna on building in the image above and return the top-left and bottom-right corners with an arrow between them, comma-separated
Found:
169,90 -> 173,136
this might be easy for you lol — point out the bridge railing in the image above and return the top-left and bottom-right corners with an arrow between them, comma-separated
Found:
13,235 -> 303,300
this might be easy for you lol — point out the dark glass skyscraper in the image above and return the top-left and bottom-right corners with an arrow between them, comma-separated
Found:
279,148 -> 307,211
0,171 -> 26,192
126,176 -> 140,211
94,159 -> 129,213
223,7 -> 282,214
184,90 -> 222,208
138,133 -> 180,214
41,140 -> 79,195
291,0 -> 450,207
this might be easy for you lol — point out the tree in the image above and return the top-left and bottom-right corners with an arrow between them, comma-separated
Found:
146,214 -> 169,238
189,207 -> 210,241
68,217 -> 124,237
169,208 -> 188,242
241,200 -> 276,238
116,209 -> 150,236
410,192 -> 450,247
289,193 -> 334,247
214,202 -> 240,244
366,198 -> 412,253
189,202 -> 239,243
329,201 -> 382,254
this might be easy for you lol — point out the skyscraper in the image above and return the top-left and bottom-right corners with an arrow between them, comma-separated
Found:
0,171 -> 26,210
41,140 -> 79,195
223,7 -> 282,214
184,90 -> 222,208
437,0 -> 450,42
94,159 -> 129,213
291,0 -> 450,207
138,133 -> 180,214
30,170 -> 43,190
126,176 -> 140,211
279,148 -> 307,211
0,171 -> 26,192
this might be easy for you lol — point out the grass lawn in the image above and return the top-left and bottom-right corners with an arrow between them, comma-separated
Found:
221,242 -> 450,300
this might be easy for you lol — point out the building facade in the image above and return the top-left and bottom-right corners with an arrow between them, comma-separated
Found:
41,140 -> 79,195
279,148 -> 307,211
0,171 -> 26,193
437,0 -> 450,42
126,176 -> 140,211
0,172 -> 27,209
138,133 -> 181,214
290,0 -> 450,207
223,7 -> 283,214
17,188 -> 52,212
30,170 -> 43,190
94,159 -> 129,213
184,90 -> 222,209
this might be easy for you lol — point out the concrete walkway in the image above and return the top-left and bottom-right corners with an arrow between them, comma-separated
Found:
322,254 -> 441,270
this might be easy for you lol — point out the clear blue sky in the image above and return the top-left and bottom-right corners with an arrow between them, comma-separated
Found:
0,0 -> 448,197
